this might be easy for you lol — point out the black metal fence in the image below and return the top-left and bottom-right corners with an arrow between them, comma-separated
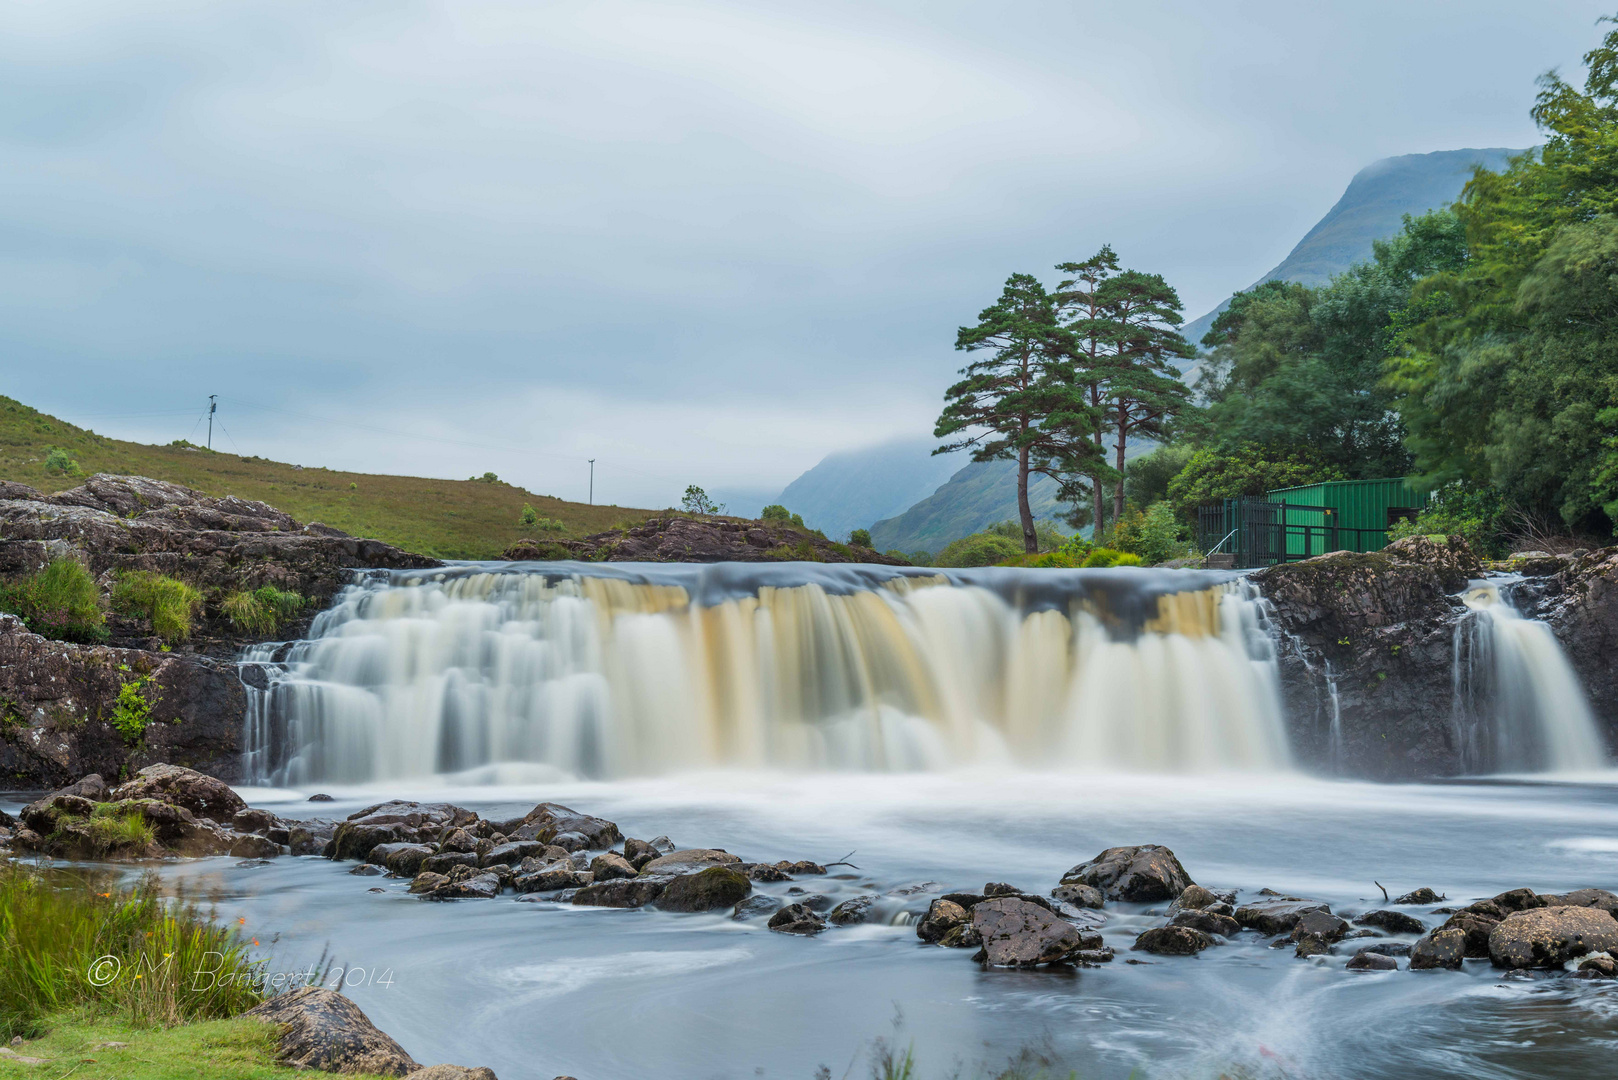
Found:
1195,498 -> 1391,569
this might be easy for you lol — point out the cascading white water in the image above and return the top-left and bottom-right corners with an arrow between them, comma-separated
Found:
241,563 -> 1291,784
1452,579 -> 1607,772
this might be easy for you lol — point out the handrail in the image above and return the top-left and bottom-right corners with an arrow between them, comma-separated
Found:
1203,528 -> 1238,558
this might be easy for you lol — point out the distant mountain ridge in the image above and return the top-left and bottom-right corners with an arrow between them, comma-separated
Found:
1179,147 -> 1525,349
771,436 -> 964,540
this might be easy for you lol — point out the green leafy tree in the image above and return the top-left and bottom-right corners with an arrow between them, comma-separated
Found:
849,528 -> 872,547
1099,271 -> 1195,524
1166,445 -> 1344,512
1053,246 -> 1125,536
681,485 -> 725,515
936,274 -> 1105,553
519,504 -> 539,527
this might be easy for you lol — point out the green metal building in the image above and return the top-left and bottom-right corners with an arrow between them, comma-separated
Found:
1266,477 -> 1430,557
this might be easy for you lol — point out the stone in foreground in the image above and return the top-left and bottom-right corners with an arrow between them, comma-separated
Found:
656,866 -> 752,912
1354,910 -> 1427,935
1346,950 -> 1399,971
1488,905 -> 1618,969
1060,845 -> 1193,903
1134,926 -> 1214,955
767,902 -> 828,935
971,896 -> 1088,966
1409,927 -> 1468,970
244,986 -> 498,1077
916,899 -> 969,943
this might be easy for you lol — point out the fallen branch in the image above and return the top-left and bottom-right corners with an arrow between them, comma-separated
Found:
823,850 -> 860,870
1374,881 -> 1389,903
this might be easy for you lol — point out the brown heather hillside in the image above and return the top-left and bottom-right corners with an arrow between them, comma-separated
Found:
0,396 -> 654,559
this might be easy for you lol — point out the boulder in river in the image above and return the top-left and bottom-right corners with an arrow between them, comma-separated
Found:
1134,926 -> 1214,956
1060,845 -> 1193,903
589,852 -> 637,881
774,860 -> 828,875
109,763 -> 247,823
1539,888 -> 1618,913
1169,884 -> 1222,913
512,867 -> 593,894
732,895 -> 784,921
657,866 -> 752,912
244,986 -> 496,1077
507,803 -> 621,850
1051,883 -> 1105,909
1234,899 -> 1329,936
422,871 -> 503,901
1394,888 -> 1441,905
1439,911 -> 1502,958
1354,910 -> 1427,935
1291,910 -> 1350,945
916,899 -> 969,943
479,840 -> 550,868
971,897 -> 1092,966
1409,928 -> 1468,970
622,837 -> 658,869
1172,910 -> 1241,938
1488,905 -> 1618,969
640,849 -> 743,875
1346,950 -> 1399,971
573,877 -> 668,908
767,903 -> 828,935
828,895 -> 878,925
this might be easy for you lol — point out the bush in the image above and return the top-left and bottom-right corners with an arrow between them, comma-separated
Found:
112,572 -> 201,643
906,550 -> 933,567
110,672 -> 155,743
934,532 -> 1024,567
849,528 -> 872,547
221,586 -> 306,635
1081,547 -> 1143,568
471,471 -> 499,483
44,447 -> 82,476
1107,501 -> 1193,565
0,559 -> 106,643
1386,483 -> 1510,557
0,862 -> 264,1038
519,504 -> 538,526
984,519 -> 1069,551
760,505 -> 809,529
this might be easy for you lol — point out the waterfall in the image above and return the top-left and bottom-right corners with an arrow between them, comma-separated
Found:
241,563 -> 1291,784
1451,579 -> 1607,772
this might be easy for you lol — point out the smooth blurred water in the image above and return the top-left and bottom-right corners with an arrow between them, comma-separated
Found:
17,769 -> 1614,1080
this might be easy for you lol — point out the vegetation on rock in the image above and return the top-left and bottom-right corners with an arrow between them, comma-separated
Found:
0,558 -> 107,643
112,572 -> 202,644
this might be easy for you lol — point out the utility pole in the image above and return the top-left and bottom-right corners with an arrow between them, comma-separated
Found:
207,395 -> 217,449
588,459 -> 595,505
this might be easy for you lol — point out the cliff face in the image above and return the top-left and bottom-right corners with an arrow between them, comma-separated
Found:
1257,537 -> 1618,779
0,474 -> 437,787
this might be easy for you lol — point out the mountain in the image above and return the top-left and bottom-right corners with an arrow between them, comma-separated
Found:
1179,147 -> 1526,351
867,458 -> 1069,554
773,435 -> 965,540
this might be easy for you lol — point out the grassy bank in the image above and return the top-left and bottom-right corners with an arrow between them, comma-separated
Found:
0,397 -> 653,559
1,1013 -> 327,1079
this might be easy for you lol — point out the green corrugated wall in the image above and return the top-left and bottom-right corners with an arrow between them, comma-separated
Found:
1266,478 -> 1429,556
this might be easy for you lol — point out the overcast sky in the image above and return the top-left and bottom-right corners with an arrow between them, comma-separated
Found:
1,0 -> 1606,507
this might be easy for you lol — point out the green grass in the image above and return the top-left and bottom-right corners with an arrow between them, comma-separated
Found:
221,587 -> 306,635
112,571 -> 202,643
0,395 -> 655,559
0,862 -> 264,1038
0,558 -> 107,643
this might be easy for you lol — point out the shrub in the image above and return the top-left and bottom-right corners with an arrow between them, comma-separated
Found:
221,586 -> 306,635
985,519 -> 1069,551
519,504 -> 538,526
849,528 -> 872,547
112,572 -> 201,643
1386,483 -> 1510,557
0,559 -> 106,643
934,532 -> 1023,567
1166,445 -> 1344,519
0,862 -> 264,1038
1107,501 -> 1194,565
110,673 -> 155,744
471,471 -> 499,483
760,504 -> 792,522
44,447 -> 82,476
1081,547 -> 1143,568
906,550 -> 933,567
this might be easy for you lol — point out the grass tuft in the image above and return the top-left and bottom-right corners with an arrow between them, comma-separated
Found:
220,586 -> 305,635
112,572 -> 201,643
0,558 -> 107,643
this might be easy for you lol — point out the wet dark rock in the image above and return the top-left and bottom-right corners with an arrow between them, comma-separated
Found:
244,986 -> 421,1076
941,892 -> 986,909
640,849 -> 742,875
1358,941 -> 1413,956
1409,928 -> 1468,970
1538,888 -> 1618,913
112,763 -> 247,823
1489,888 -> 1545,913
573,877 -> 668,908
1169,885 -> 1220,913
349,863 -> 384,876
1355,910 -> 1427,935
308,793 -> 335,802
423,872 -> 503,901
1051,883 -> 1105,909
657,866 -> 752,912
1346,950 -> 1399,971
507,803 -> 621,850
479,840 -> 549,868
774,860 -> 827,875
436,828 -> 479,854
917,899 -> 969,943
1439,912 -> 1502,958
408,872 -> 448,894
1394,888 -> 1441,905
747,863 -> 792,882
972,897 -> 1090,966
983,882 -> 1023,897
1234,899 -> 1329,936
589,852 -> 637,881
512,868 -> 592,894
1134,926 -> 1213,956
228,834 -> 280,858
1060,845 -> 1193,903
938,923 -> 982,948
828,895 -> 879,925
732,895 -> 784,921
647,835 -> 676,854
767,903 -> 828,936
289,824 -> 334,857
1577,954 -> 1617,977
1488,906 -> 1618,969
232,808 -> 279,835
622,837 -> 658,869
422,852 -> 479,876
1291,910 -> 1350,945
1172,910 -> 1241,938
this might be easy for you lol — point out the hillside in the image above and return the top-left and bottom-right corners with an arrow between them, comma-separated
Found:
774,435 -> 965,539
1179,147 -> 1525,350
867,457 -> 1071,554
0,397 -> 652,559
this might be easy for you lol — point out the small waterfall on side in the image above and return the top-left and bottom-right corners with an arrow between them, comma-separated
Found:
241,563 -> 1291,784
1452,580 -> 1607,772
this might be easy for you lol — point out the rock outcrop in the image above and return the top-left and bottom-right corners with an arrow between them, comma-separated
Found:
504,514 -> 907,565
243,986 -> 497,1078
0,475 -> 436,786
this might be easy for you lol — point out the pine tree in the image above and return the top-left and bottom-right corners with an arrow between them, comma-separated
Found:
1099,270 -> 1195,524
1053,246 -> 1124,537
935,274 -> 1104,553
